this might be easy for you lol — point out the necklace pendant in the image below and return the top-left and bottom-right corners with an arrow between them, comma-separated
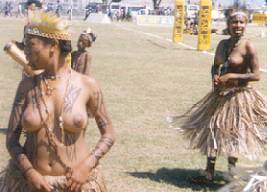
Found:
46,89 -> 52,96
59,116 -> 64,128
46,87 -> 56,96
48,159 -> 54,167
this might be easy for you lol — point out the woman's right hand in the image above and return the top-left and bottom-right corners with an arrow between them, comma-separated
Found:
25,169 -> 53,192
213,75 -> 220,86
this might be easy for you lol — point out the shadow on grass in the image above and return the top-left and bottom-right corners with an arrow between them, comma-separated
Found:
0,128 -> 7,134
128,168 -> 228,191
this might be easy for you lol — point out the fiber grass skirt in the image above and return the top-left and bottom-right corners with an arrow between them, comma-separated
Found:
169,86 -> 267,159
0,161 -> 107,192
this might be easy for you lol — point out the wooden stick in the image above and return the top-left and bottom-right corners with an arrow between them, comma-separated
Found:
4,41 -> 36,76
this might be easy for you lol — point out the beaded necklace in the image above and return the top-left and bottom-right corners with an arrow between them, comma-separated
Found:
35,69 -> 72,175
42,70 -> 68,96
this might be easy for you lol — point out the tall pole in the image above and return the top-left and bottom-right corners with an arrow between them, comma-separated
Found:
173,0 -> 185,43
197,0 -> 212,51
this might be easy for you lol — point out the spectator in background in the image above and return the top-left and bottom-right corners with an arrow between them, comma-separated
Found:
4,1 -> 11,17
84,4 -> 92,21
67,4 -> 72,20
55,0 -> 62,17
26,0 -> 42,24
71,28 -> 96,76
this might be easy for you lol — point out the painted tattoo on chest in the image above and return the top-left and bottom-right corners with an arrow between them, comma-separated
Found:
63,84 -> 81,113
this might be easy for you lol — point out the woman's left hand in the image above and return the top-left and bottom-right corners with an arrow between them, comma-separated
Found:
218,73 -> 234,84
66,159 -> 92,192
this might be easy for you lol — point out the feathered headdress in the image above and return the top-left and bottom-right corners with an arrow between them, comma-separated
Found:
25,11 -> 71,40
81,27 -> 96,43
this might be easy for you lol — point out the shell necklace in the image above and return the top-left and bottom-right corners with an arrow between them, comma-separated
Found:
41,68 -> 72,144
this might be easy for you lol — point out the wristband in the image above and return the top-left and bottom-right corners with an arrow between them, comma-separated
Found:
23,166 -> 33,176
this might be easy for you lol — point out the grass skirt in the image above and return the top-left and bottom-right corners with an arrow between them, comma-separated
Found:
0,161 -> 107,192
168,86 -> 267,159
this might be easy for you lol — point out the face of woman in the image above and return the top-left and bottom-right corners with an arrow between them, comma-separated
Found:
228,15 -> 247,38
24,35 -> 51,70
77,34 -> 91,51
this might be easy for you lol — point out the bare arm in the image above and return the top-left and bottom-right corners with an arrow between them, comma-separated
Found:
85,82 -> 115,169
212,40 -> 225,78
247,41 -> 261,81
66,79 -> 115,190
82,52 -> 92,76
8,78 -> 54,191
6,80 -> 33,174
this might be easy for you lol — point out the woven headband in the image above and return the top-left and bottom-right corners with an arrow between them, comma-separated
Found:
229,11 -> 248,20
25,11 -> 71,41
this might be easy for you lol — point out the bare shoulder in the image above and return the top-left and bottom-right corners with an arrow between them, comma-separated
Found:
243,39 -> 256,53
214,39 -> 228,65
85,50 -> 92,57
81,50 -> 92,59
217,39 -> 228,49
71,70 -> 99,91
215,39 -> 228,56
16,75 -> 36,95
12,75 -> 37,105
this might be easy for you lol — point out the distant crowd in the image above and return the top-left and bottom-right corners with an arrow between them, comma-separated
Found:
0,0 -> 63,17
0,1 -> 175,22
106,6 -> 174,22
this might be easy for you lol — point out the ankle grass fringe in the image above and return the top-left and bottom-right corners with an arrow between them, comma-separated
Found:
0,161 -> 107,192
168,86 -> 267,160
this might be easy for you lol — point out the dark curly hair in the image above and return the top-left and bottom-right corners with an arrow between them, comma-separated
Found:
26,0 -> 42,9
39,36 -> 72,56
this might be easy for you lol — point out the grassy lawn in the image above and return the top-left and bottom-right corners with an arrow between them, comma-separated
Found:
0,17 -> 267,192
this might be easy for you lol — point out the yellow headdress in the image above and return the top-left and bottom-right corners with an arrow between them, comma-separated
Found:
25,11 -> 71,40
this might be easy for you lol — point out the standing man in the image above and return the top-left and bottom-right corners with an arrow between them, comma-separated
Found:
84,3 -> 91,21
55,0 -> 62,17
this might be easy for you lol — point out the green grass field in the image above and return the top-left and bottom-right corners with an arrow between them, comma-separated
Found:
0,17 -> 267,191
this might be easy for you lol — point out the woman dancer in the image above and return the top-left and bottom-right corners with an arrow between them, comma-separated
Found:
169,11 -> 267,183
1,11 -> 115,191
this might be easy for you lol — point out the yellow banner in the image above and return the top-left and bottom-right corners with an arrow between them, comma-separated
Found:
197,0 -> 212,51
252,13 -> 267,25
172,0 -> 185,43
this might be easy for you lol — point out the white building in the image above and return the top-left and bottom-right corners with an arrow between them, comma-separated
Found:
12,0 -> 200,11
43,0 -> 90,10
43,0 -> 177,10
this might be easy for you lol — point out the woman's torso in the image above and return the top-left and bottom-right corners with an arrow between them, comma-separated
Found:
21,71 -> 92,175
218,38 -> 250,86
71,50 -> 92,75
